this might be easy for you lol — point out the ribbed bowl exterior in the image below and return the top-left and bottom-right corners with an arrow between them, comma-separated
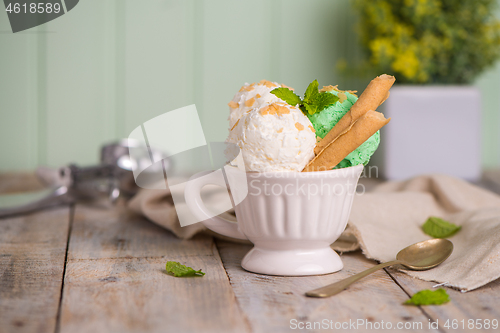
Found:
229,165 -> 364,250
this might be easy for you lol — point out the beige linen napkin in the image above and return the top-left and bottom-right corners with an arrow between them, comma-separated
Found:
128,174 -> 500,292
337,174 -> 500,292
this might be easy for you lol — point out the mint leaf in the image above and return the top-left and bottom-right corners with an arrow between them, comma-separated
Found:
301,91 -> 339,115
303,102 -> 318,115
303,79 -> 319,104
270,87 -> 302,106
404,289 -> 450,306
315,92 -> 340,111
422,217 -> 461,238
165,261 -> 205,277
272,79 -> 339,116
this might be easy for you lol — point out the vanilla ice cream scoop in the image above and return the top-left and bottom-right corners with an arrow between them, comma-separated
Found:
228,80 -> 293,130
228,102 -> 316,172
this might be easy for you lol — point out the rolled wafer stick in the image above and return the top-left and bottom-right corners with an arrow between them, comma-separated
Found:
303,110 -> 390,172
379,91 -> 390,106
314,74 -> 395,155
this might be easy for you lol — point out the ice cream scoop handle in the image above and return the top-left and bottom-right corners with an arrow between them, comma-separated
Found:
184,170 -> 248,240
306,260 -> 401,297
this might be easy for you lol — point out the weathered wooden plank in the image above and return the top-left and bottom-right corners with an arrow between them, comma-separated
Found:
0,207 -> 71,333
216,240 -> 434,333
68,202 -> 214,260
388,270 -> 500,333
0,172 -> 43,194
59,204 -> 250,333
59,256 -> 249,333
481,169 -> 500,195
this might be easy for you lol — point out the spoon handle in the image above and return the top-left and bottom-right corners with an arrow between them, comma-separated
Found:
306,260 -> 402,297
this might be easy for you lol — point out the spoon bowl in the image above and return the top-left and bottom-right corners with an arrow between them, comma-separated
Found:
306,238 -> 454,298
397,238 -> 454,270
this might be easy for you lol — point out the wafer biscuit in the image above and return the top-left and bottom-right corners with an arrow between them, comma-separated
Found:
314,74 -> 395,155
303,111 -> 390,172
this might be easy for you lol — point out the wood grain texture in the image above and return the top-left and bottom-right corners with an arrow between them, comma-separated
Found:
59,203 -> 250,333
2,171 -> 500,333
68,202 -> 214,260
481,169 -> 500,195
0,207 -> 71,333
0,173 -> 44,194
388,270 -> 500,333
216,240 -> 432,333
60,256 -> 249,333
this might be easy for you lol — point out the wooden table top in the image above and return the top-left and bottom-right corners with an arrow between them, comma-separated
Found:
1,173 -> 500,333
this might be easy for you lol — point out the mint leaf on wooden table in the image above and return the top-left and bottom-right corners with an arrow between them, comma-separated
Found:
165,261 -> 205,277
404,289 -> 450,306
270,87 -> 302,106
422,217 -> 461,238
270,79 -> 339,116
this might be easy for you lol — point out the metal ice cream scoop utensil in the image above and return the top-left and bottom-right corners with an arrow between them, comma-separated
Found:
0,140 -> 169,218
306,239 -> 454,298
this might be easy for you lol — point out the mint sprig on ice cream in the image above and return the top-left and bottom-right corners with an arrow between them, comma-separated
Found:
270,79 -> 339,115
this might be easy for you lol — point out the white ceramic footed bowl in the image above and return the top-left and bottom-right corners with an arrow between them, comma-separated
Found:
185,164 -> 363,276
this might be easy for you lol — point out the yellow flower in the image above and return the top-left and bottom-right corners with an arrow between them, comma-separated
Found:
369,38 -> 396,64
354,0 -> 500,83
392,49 -> 420,81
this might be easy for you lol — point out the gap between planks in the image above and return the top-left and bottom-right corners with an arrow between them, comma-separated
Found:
56,202 -> 251,333
384,268 -> 445,333
214,239 -> 253,332
215,239 -> 434,333
385,268 -> 500,333
54,204 -> 75,333
215,238 -> 499,333
0,206 -> 72,333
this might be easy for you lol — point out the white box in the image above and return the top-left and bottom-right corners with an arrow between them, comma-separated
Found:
373,86 -> 481,181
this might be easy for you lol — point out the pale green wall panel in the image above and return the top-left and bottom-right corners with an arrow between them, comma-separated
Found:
42,0 -> 119,167
275,0 -> 349,93
197,0 -> 366,145
0,0 -> 499,172
0,14 -> 39,171
196,0 -> 276,143
123,0 -> 196,135
121,0 -> 200,171
475,63 -> 500,168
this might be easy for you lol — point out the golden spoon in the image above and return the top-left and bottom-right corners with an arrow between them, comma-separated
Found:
306,238 -> 453,298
